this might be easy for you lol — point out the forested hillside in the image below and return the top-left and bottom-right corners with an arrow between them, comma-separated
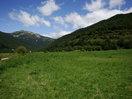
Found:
44,13 -> 132,51
12,30 -> 54,51
0,31 -> 22,53
0,30 -> 54,52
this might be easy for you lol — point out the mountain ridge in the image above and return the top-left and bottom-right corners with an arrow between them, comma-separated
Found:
44,12 -> 132,51
0,30 -> 54,52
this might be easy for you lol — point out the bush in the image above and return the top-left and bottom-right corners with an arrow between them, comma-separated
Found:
16,46 -> 27,55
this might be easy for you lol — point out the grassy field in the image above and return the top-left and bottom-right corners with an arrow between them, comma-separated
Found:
0,50 -> 132,99
0,53 -> 20,61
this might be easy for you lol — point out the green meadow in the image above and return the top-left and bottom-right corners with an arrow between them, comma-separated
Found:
0,50 -> 132,99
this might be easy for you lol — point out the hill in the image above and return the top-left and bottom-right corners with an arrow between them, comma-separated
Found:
44,13 -> 132,51
0,31 -> 22,53
11,30 -> 54,51
0,30 -> 54,52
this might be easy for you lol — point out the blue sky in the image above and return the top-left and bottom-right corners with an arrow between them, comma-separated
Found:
0,0 -> 132,38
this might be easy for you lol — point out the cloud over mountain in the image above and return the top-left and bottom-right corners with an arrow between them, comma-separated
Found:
7,0 -> 132,38
53,0 -> 132,30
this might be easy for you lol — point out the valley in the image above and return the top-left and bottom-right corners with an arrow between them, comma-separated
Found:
0,10 -> 132,99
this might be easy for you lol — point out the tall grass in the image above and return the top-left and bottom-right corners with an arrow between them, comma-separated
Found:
0,50 -> 132,99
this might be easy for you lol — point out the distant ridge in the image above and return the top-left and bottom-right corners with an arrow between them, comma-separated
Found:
0,30 -> 54,53
44,13 -> 132,51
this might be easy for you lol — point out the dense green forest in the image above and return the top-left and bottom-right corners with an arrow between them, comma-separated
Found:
0,30 -> 54,53
44,13 -> 132,52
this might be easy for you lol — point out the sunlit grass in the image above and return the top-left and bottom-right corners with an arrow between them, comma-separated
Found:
0,49 -> 132,98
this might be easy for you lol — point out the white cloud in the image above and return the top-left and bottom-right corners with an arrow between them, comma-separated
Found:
65,12 -> 87,28
83,0 -> 104,11
109,0 -> 125,9
8,0 -> 132,38
9,10 -> 50,27
53,13 -> 88,28
43,30 -> 72,38
54,7 -> 132,29
37,0 -> 60,16
53,16 -> 67,27
56,0 -> 132,29
83,9 -> 122,26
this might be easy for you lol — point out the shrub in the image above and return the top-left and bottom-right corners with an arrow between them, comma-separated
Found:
16,46 -> 27,55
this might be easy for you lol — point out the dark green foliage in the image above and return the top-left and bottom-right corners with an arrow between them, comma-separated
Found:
117,39 -> 132,49
0,30 -> 54,53
44,13 -> 132,52
0,31 -> 22,53
16,46 -> 27,55
12,30 -> 54,51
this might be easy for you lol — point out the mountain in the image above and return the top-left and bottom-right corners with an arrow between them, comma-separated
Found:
0,30 -> 54,52
0,31 -> 22,53
44,13 -> 132,52
11,30 -> 54,51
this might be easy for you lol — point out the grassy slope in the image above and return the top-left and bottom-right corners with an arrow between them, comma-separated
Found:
0,50 -> 132,99
0,53 -> 21,61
